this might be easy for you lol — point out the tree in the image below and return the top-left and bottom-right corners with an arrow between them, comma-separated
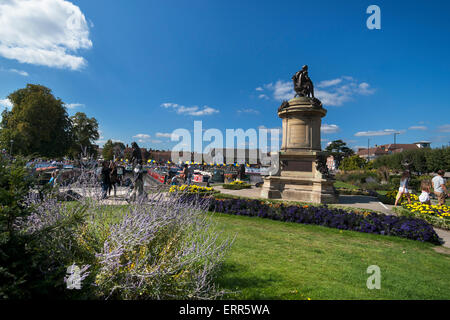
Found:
339,155 -> 368,171
0,84 -> 73,157
102,140 -> 125,161
69,112 -> 99,158
325,140 -> 354,168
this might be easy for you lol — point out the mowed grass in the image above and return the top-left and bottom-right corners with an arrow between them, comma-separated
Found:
211,212 -> 450,300
333,181 -> 359,189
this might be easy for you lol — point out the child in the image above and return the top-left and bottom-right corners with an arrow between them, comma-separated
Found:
419,179 -> 432,205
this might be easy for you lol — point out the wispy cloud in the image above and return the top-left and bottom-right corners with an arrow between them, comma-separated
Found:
156,132 -> 180,139
161,103 -> 219,116
438,124 -> 450,133
354,129 -> 405,137
321,124 -> 340,134
1,68 -> 29,76
66,103 -> 85,109
257,76 -> 375,106
133,134 -> 151,140
0,0 -> 93,70
237,108 -> 260,115
408,125 -> 427,131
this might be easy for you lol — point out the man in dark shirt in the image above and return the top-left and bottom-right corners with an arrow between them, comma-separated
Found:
100,161 -> 111,199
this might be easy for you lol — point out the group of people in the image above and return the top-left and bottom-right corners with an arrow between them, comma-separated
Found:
100,161 -> 121,199
395,169 -> 448,206
171,164 -> 194,186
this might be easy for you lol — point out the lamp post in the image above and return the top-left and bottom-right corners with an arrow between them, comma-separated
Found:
393,132 -> 400,147
367,139 -> 370,161
10,139 -> 13,156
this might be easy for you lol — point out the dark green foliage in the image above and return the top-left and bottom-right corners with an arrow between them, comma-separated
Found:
374,147 -> 450,173
102,140 -> 125,161
0,156 -> 92,299
0,84 -> 73,157
325,140 -> 354,168
0,156 -> 35,298
68,112 -> 100,159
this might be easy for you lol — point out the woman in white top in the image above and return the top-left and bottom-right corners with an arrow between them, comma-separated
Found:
395,171 -> 412,206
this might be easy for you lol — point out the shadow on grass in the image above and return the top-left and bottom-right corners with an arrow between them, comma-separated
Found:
216,262 -> 284,300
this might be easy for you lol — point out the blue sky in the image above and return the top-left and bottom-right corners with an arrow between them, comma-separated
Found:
0,0 -> 449,152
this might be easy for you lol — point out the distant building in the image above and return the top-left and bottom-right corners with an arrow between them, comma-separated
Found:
326,155 -> 337,172
414,141 -> 431,148
356,142 -> 427,160
356,147 -> 388,160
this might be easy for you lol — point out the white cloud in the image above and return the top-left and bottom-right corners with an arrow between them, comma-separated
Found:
259,76 -> 375,106
354,129 -> 405,137
255,87 -> 264,92
408,125 -> 427,131
0,98 -> 13,108
0,0 -> 92,70
438,124 -> 450,133
161,103 -> 219,116
237,108 -> 260,115
133,134 -> 151,139
321,124 -> 340,134
66,103 -> 84,109
258,94 -> 269,100
4,68 -> 29,76
317,78 -> 342,88
156,132 -> 180,139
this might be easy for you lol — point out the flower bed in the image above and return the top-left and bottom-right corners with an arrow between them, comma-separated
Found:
188,197 -> 441,244
169,184 -> 218,194
222,180 -> 252,190
381,190 -> 450,229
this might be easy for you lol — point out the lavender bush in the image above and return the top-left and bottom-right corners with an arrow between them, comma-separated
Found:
14,159 -> 232,300
93,193 -> 232,299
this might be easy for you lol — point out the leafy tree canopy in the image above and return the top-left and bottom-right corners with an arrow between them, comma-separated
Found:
325,140 -> 354,167
69,112 -> 100,159
0,84 -> 72,158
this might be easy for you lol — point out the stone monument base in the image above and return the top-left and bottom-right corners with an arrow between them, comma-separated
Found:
260,151 -> 337,204
260,176 -> 337,204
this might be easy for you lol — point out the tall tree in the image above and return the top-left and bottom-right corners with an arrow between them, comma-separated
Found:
325,140 -> 354,168
0,84 -> 72,157
102,140 -> 125,161
69,112 -> 99,158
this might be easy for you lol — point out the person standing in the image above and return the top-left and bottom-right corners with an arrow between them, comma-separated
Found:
395,171 -> 412,206
432,170 -> 448,206
129,163 -> 145,202
100,161 -> 111,200
181,164 -> 188,184
109,161 -> 118,197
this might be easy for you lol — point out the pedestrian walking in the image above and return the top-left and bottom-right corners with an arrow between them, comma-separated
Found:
395,171 -> 412,206
432,169 -> 448,206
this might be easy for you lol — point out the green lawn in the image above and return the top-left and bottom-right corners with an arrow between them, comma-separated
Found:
211,212 -> 450,300
333,181 -> 359,190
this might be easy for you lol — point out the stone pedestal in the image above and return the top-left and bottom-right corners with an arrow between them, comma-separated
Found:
260,97 -> 337,204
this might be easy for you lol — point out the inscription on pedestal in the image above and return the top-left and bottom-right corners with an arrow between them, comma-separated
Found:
284,160 -> 312,172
